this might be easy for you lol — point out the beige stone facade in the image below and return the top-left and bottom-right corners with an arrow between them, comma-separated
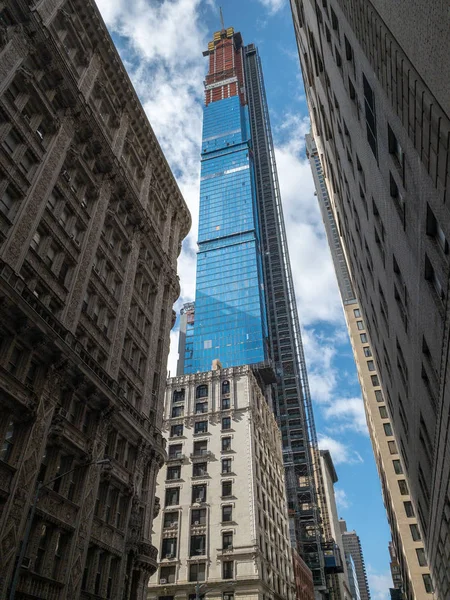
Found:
293,0 -> 450,596
148,365 -> 295,600
0,0 -> 190,598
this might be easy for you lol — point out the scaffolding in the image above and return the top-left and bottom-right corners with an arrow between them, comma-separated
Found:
243,44 -> 326,591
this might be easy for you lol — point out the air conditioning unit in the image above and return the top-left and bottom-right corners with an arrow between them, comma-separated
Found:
21,557 -> 31,570
165,554 -> 174,559
196,498 -> 203,503
194,520 -> 200,525
160,578 -> 167,584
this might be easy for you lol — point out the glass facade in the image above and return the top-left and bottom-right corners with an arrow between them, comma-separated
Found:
184,95 -> 268,373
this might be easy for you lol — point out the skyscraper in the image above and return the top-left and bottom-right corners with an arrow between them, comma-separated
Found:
179,26 -> 325,589
339,521 -> 371,600
0,0 -> 190,598
306,133 -> 432,599
291,0 -> 450,597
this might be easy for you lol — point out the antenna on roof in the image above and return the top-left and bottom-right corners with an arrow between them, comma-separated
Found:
219,6 -> 225,30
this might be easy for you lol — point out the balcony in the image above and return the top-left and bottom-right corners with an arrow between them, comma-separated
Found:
190,450 -> 212,461
135,541 -> 158,575
167,453 -> 185,463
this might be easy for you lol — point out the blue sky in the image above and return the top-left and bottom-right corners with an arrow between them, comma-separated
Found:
97,0 -> 392,596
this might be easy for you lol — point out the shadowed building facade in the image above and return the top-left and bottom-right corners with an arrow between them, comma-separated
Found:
0,0 -> 190,598
291,0 -> 450,596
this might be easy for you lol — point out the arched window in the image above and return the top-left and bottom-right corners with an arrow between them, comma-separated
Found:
196,384 -> 208,399
222,380 -> 230,395
173,389 -> 185,403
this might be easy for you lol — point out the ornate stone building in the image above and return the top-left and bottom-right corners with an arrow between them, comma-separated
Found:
0,0 -> 190,598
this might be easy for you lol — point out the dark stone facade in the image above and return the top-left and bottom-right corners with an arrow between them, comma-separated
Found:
0,0 -> 190,598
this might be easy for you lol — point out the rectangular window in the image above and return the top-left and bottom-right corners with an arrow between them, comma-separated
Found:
160,566 -> 176,584
404,501 -> 415,518
425,254 -> 445,303
388,124 -> 405,176
353,308 -> 361,317
222,505 -> 232,522
194,421 -> 208,435
193,462 -> 207,478
0,420 -> 16,463
163,512 -> 179,528
192,485 -> 206,504
371,374 -> 380,387
190,535 -> 206,557
398,479 -> 409,495
171,405 -> 184,418
162,538 -> 177,558
379,406 -> 388,419
165,488 -> 180,507
422,574 -> 433,593
167,466 -> 181,481
363,347 -> 372,357
416,548 -> 427,567
170,424 -> 183,438
367,360 -> 375,371
384,423 -> 393,436
357,320 -> 364,330
168,444 -> 183,459
375,390 -> 383,402
410,524 -> 421,541
222,532 -> 233,550
363,73 -> 377,157
222,561 -> 234,579
222,459 -> 232,474
221,437 -> 231,452
222,481 -> 232,497
426,204 -> 448,253
360,333 -> 368,343
195,402 -> 207,414
388,440 -> 397,455
189,562 -> 205,582
193,440 -> 208,457
222,417 -> 231,430
221,397 -> 231,410
191,509 -> 206,526
392,459 -> 403,474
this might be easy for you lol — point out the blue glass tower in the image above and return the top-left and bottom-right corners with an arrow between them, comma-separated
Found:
184,30 -> 267,373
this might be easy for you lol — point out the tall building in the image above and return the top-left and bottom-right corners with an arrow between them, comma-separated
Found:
147,365 -> 296,600
306,133 -> 432,599
317,450 -> 352,600
180,26 -> 325,590
291,0 -> 450,596
0,1 -> 190,598
339,521 -> 371,600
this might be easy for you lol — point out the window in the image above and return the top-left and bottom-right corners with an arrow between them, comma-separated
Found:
222,505 -> 232,522
388,441 -> 397,455
398,480 -> 409,495
191,509 -> 206,525
425,254 -> 445,302
222,481 -> 232,497
410,524 -> 421,541
223,594 -> 234,600
173,389 -> 185,402
0,420 -> 16,463
416,548 -> 427,566
388,124 -> 404,175
192,484 -> 206,503
168,444 -> 183,459
160,566 -> 176,584
221,437 -> 231,452
165,488 -> 180,507
196,385 -> 208,399
375,390 -> 383,402
367,360 -> 375,371
222,417 -> 231,430
426,204 -> 448,253
383,423 -> 393,436
379,406 -> 388,419
221,397 -> 231,410
371,375 -> 380,387
363,346 -> 372,357
353,308 -> 361,317
363,73 -> 377,157
360,333 -> 368,343
422,574 -> 433,593
195,402 -> 207,414
392,459 -> 403,474
222,380 -> 230,394
330,6 -> 339,31
194,421 -> 208,435
163,512 -> 178,528
193,441 -> 208,457
190,534 -> 206,557
170,424 -> 183,438
344,35 -> 353,61
188,562 -> 206,583
222,561 -> 234,579
162,538 -> 177,558
167,466 -> 181,481
8,345 -> 23,376
357,320 -> 364,330
404,501 -> 415,518
222,532 -> 233,550
193,462 -> 207,478
0,184 -> 20,219
222,459 -> 232,474
171,405 -> 184,418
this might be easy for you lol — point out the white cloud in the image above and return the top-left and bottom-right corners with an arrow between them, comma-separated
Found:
318,434 -> 363,466
367,566 -> 392,600
256,0 -> 285,14
324,397 -> 368,435
334,488 -> 350,511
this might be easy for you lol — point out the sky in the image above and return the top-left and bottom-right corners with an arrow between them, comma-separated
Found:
95,0 -> 392,597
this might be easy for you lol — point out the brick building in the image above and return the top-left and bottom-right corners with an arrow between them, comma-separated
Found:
0,0 -> 190,598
